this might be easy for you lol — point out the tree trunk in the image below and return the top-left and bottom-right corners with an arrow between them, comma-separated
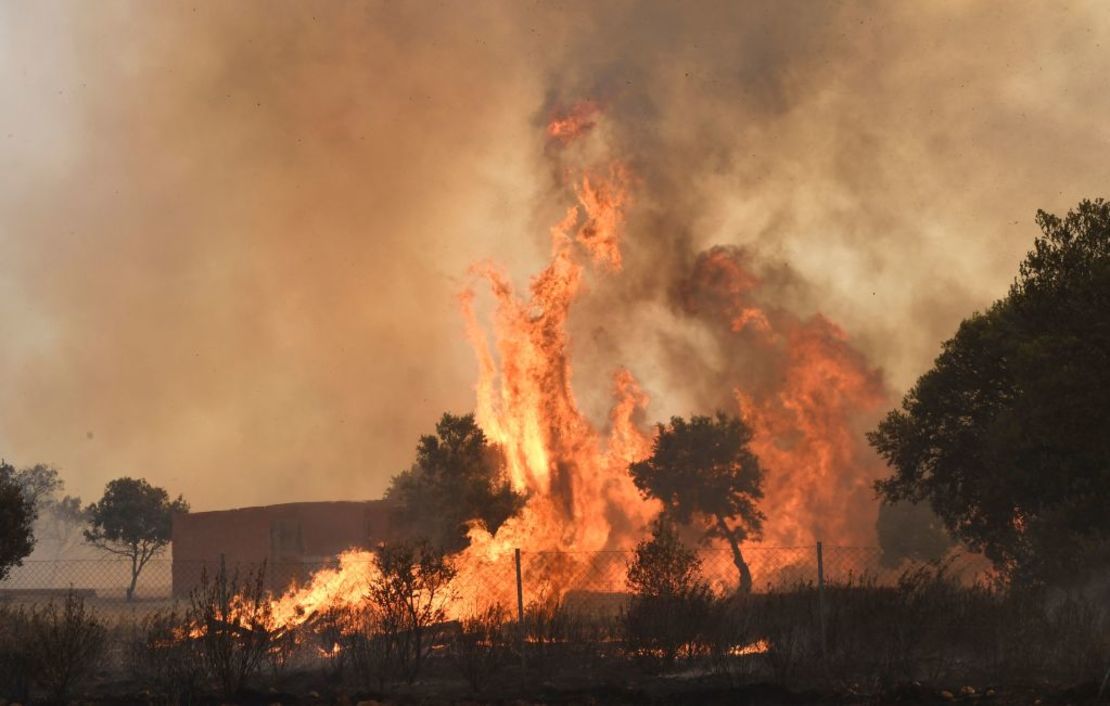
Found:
126,554 -> 139,602
715,515 -> 753,593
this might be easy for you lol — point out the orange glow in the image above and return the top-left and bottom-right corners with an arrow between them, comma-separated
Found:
257,104 -> 889,631
547,101 -> 602,143
685,247 -> 888,552
728,638 -> 771,656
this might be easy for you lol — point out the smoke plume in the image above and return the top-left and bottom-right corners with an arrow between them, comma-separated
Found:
1,1 -> 1108,518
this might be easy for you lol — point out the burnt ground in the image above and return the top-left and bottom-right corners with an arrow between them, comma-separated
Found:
76,671 -> 1107,706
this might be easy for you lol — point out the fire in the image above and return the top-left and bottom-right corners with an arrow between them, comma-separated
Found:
682,247 -> 889,550
547,101 -> 601,143
728,638 -> 771,656
256,101 -> 889,631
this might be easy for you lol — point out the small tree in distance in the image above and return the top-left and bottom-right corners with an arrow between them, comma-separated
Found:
629,413 -> 765,593
84,477 -> 188,601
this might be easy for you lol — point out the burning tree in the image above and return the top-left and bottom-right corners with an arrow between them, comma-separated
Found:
629,413 -> 765,593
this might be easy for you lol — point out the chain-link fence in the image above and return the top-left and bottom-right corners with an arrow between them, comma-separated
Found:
0,544 -> 992,618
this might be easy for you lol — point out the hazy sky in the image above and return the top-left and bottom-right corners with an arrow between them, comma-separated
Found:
2,1 -> 1108,511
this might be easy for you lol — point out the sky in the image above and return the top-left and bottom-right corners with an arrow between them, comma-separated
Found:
2,1 -> 1109,511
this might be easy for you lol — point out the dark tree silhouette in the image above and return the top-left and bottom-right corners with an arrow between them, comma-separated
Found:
0,461 -> 35,581
84,477 -> 189,601
870,199 -> 1110,584
629,413 -> 765,593
387,413 -> 524,553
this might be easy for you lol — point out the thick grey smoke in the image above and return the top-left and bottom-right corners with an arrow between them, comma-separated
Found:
1,1 -> 1108,511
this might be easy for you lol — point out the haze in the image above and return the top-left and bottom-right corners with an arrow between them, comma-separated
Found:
2,1 -> 1108,511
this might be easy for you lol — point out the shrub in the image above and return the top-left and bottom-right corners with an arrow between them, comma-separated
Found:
450,604 -> 510,693
623,519 -> 714,670
340,603 -> 395,692
27,591 -> 108,703
0,604 -> 32,702
189,561 -> 276,698
128,608 -> 204,705
366,541 -> 457,684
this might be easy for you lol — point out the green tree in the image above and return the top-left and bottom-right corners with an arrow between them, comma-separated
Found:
0,462 -> 35,581
386,413 -> 524,553
870,199 -> 1110,585
84,477 -> 189,601
629,413 -> 765,593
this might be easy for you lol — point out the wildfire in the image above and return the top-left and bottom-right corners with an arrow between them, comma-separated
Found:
681,247 -> 888,550
258,100 -> 889,631
728,639 -> 771,656
547,101 -> 601,143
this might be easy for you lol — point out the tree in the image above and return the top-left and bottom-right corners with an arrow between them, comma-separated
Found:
386,413 -> 525,553
8,464 -> 89,560
870,199 -> 1110,585
629,413 -> 765,593
0,462 -> 35,581
84,478 -> 189,601
12,463 -> 62,513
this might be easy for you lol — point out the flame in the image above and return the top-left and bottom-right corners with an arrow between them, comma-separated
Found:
683,247 -> 889,551
728,638 -> 771,656
256,103 -> 890,632
547,101 -> 602,143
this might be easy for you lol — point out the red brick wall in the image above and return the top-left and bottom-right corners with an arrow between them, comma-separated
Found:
171,500 -> 392,595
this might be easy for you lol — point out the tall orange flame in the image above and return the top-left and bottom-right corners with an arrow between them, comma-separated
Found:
683,247 -> 889,548
264,104 -> 889,629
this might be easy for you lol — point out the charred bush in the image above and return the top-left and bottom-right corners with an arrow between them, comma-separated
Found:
0,604 -> 32,702
128,608 -> 204,705
365,541 -> 457,684
188,560 -> 276,698
703,593 -> 762,684
26,591 -> 108,703
757,586 -> 822,684
339,603 -> 396,692
449,604 -> 510,693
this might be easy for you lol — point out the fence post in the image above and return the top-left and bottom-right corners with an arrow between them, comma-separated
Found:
816,541 -> 827,662
515,547 -> 526,673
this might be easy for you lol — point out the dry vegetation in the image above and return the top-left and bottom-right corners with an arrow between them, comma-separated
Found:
1,559 -> 1108,704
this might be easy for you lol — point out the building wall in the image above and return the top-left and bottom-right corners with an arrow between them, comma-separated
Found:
171,500 -> 392,595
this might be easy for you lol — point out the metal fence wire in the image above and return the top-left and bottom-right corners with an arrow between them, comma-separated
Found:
0,545 -> 992,616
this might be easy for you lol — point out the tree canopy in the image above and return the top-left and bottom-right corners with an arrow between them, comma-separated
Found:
0,461 -> 35,581
629,413 -> 765,592
9,463 -> 88,558
870,199 -> 1110,584
84,477 -> 189,600
386,413 -> 525,553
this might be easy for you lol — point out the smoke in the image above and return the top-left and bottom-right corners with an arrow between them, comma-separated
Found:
1,1 -> 1108,513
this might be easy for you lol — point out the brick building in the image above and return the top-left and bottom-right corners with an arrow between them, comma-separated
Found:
171,500 -> 393,596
